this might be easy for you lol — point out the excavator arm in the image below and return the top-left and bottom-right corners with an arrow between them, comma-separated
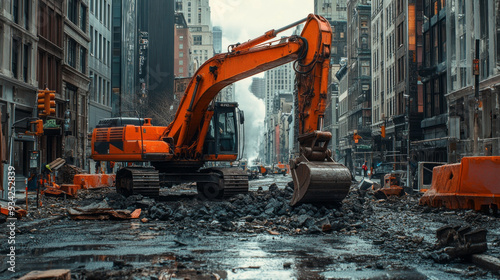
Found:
166,14 -> 351,205
91,14 -> 351,205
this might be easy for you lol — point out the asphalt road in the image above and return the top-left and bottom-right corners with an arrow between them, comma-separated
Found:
1,174 -> 499,279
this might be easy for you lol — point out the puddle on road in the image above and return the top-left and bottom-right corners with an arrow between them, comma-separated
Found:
29,244 -> 115,255
19,248 -> 177,275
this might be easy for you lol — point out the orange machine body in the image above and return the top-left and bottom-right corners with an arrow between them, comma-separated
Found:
92,14 -> 332,166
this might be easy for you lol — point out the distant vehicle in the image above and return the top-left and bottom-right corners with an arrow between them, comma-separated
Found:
371,163 -> 395,180
247,166 -> 260,180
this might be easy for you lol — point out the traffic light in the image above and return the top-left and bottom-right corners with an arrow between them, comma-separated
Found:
473,59 -> 480,76
26,119 -> 43,136
381,125 -> 386,138
37,88 -> 56,116
353,133 -> 362,144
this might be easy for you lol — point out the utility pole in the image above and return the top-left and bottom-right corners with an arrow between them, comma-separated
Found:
473,39 -> 480,156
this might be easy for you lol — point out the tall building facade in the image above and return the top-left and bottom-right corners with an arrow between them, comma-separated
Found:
111,0 -> 138,116
62,0 -> 91,169
213,26 -> 222,54
37,0 -> 64,167
340,0 -> 372,171
314,0 -> 348,21
176,0 -> 213,70
371,0 -> 396,167
263,62 -> 295,164
88,0 -> 112,130
442,1 -> 500,160
329,20 -> 347,158
250,77 -> 265,100
174,12 -> 192,78
417,0 -> 449,162
141,0 -> 174,112
0,0 -> 38,193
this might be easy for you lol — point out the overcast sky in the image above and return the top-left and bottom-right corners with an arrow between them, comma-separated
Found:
210,0 -> 314,162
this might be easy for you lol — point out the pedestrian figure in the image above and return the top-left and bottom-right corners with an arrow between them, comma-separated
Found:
362,161 -> 368,178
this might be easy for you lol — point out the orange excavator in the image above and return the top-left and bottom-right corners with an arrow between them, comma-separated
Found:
91,14 -> 352,205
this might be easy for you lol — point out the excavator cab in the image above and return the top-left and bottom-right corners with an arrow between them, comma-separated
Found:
203,102 -> 243,157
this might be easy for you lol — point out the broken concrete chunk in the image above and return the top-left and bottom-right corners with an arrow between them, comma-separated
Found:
19,269 -> 71,280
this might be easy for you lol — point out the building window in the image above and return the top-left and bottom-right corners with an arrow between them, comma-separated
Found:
432,25 -> 438,65
90,0 -> 94,13
179,60 -> 183,65
107,41 -> 110,65
80,47 -> 86,73
179,67 -> 184,73
12,39 -> 19,78
193,35 -> 202,45
424,31 -> 430,67
68,0 -> 78,25
99,0 -> 103,21
433,78 -> 440,116
80,3 -> 86,32
24,0 -> 29,29
439,20 -> 446,63
90,26 -> 93,55
94,30 -> 98,55
23,44 -> 29,82
68,38 -> 77,68
179,52 -> 183,57
179,43 -> 183,49
99,34 -> 102,60
179,35 -> 184,40
13,0 -> 19,24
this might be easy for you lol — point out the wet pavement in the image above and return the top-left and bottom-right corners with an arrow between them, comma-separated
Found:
1,174 -> 499,279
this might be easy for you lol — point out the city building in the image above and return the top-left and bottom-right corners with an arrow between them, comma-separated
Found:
249,77 -> 265,100
0,0 -> 38,193
314,0 -> 348,21
175,0 -> 213,69
37,0 -> 66,169
88,0 -> 112,131
441,1 -> 500,160
328,20 -> 347,158
62,0 -> 91,169
174,12 -> 192,78
216,84 -> 235,102
263,62 -> 295,164
213,26 -> 222,54
339,0 -> 372,172
111,0 -> 139,116
139,0 -> 175,118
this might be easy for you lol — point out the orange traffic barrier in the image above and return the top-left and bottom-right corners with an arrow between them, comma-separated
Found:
420,156 -> 500,211
73,174 -> 115,189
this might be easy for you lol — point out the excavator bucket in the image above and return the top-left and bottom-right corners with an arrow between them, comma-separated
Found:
420,156 -> 500,211
290,161 -> 352,206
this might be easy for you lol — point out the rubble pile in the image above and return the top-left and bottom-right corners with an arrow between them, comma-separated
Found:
116,182 -> 349,235
57,164 -> 86,184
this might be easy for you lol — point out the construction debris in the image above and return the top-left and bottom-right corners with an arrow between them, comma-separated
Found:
57,164 -> 86,184
429,225 -> 488,262
67,200 -> 141,220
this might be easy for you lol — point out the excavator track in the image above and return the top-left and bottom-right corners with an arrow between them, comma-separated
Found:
218,168 -> 249,198
197,168 -> 249,199
116,167 -> 160,199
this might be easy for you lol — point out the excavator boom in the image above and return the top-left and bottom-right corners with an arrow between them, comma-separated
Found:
91,14 -> 352,204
